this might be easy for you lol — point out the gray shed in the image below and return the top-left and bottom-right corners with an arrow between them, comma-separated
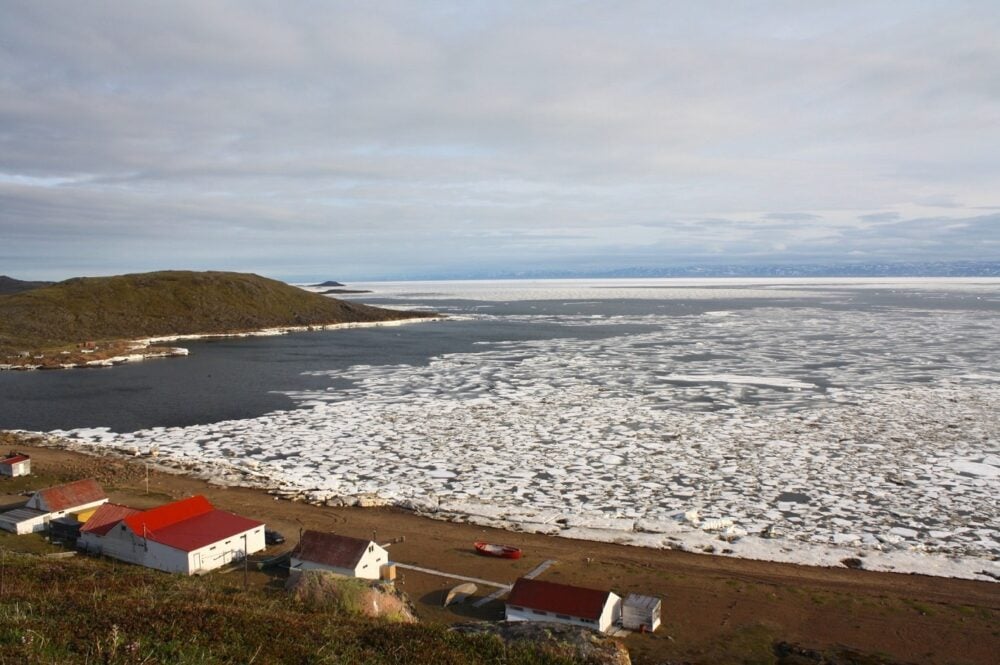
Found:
622,593 -> 661,631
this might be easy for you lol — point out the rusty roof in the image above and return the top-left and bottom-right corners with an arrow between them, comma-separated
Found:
80,502 -> 142,536
34,479 -> 106,512
292,530 -> 374,570
506,578 -> 614,621
0,454 -> 29,465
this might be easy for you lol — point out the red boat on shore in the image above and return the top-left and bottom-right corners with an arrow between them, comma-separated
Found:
474,541 -> 523,559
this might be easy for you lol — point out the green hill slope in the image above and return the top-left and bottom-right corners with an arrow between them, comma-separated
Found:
0,270 -> 432,352
0,551 -> 584,664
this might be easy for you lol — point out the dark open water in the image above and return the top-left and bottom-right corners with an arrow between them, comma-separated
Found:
1,285 -> 997,432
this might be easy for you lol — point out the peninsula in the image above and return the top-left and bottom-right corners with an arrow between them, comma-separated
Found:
0,270 -> 437,369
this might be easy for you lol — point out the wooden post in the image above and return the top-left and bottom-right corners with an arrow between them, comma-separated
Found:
243,533 -> 249,590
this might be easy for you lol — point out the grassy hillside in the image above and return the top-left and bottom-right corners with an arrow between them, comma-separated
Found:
0,270 -> 433,352
0,551 -> 585,664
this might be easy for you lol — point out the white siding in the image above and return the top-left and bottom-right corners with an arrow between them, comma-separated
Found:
354,543 -> 389,580
290,559 -> 354,577
0,460 -> 30,477
4,513 -> 48,535
291,541 -> 388,580
80,522 -> 147,566
81,524 -> 266,576
186,527 -> 266,575
505,593 -> 622,634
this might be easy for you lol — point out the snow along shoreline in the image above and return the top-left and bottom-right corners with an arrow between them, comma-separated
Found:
0,316 -> 439,371
19,431 -> 1000,584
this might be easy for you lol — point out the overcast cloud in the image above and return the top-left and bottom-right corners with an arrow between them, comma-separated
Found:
1,1 -> 998,280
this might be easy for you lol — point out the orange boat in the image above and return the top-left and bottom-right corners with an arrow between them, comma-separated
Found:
474,541 -> 522,559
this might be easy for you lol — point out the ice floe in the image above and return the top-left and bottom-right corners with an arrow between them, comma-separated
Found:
40,279 -> 1000,582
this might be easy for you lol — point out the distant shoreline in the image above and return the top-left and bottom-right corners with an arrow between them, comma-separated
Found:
0,315 -> 440,372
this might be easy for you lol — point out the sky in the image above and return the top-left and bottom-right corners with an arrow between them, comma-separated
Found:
1,1 -> 999,281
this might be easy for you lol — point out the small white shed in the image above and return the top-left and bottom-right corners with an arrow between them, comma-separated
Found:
291,530 -> 388,580
622,593 -> 661,632
505,577 -> 622,634
0,453 -> 30,477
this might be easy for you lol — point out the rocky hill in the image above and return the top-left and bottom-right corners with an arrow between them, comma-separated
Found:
0,275 -> 54,295
0,270 -> 433,353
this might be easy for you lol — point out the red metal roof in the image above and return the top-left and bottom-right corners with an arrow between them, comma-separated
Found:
122,495 -> 263,553
123,495 -> 213,535
144,509 -> 263,552
35,479 -> 106,512
80,503 -> 141,536
292,530 -> 372,570
0,454 -> 29,465
506,578 -> 613,620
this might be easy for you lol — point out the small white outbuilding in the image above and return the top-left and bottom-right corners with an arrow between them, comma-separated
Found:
290,530 -> 388,580
505,577 -> 622,634
0,452 -> 30,477
622,593 -> 661,632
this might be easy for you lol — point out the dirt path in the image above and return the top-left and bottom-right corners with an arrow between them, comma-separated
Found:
4,442 -> 998,664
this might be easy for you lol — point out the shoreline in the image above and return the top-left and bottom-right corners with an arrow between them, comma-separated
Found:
0,315 -> 440,372
19,430 -> 1000,584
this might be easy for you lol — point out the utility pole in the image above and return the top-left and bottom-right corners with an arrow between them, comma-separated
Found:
145,463 -> 149,494
243,533 -> 248,590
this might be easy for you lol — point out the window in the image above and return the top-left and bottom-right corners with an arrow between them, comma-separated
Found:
556,614 -> 572,620
210,546 -> 216,551
368,545 -> 373,552
532,609 -> 548,616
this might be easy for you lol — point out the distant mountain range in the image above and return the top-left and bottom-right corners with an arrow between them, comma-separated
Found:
427,260 -> 1000,280
0,275 -> 55,295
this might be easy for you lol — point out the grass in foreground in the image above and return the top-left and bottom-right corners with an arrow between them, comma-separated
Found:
0,551 -> 585,664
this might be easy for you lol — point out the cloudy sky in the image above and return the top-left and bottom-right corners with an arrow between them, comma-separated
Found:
2,1 -> 999,281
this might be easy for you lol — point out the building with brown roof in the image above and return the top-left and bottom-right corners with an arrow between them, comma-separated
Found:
505,577 -> 622,633
0,478 -> 108,535
291,530 -> 388,580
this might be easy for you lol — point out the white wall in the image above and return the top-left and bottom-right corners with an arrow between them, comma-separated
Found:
354,543 -> 388,580
506,593 -> 622,633
186,526 -> 266,575
290,559 -> 354,577
9,514 -> 48,535
81,523 -> 266,576
0,460 -> 30,477
291,541 -> 388,580
80,522 -> 148,566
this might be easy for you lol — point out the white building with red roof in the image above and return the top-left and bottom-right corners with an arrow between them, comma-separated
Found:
0,478 -> 108,535
0,452 -> 30,477
291,530 -> 388,580
505,577 -> 622,633
78,495 -> 265,575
